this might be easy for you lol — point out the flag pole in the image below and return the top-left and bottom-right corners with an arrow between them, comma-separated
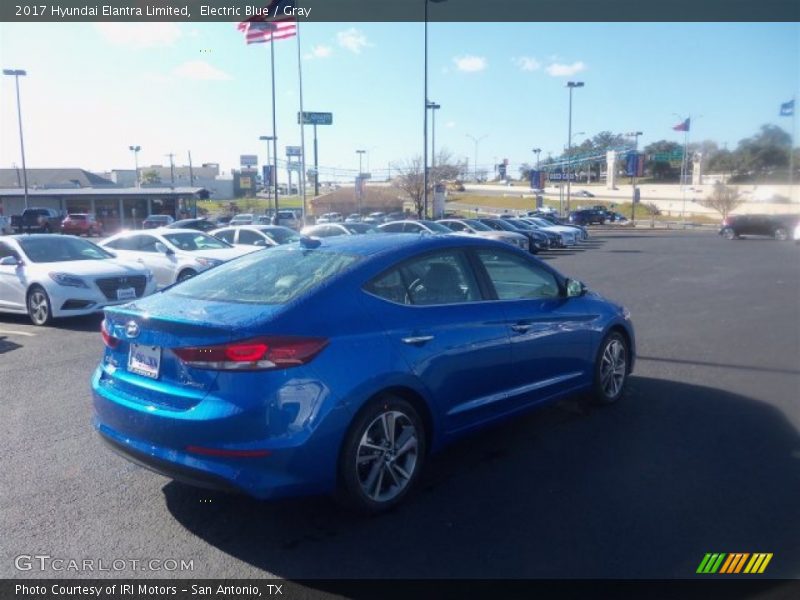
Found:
271,34 -> 279,216
296,21 -> 307,225
791,95 -> 796,196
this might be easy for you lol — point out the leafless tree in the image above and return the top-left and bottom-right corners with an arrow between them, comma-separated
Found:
393,150 -> 465,218
701,183 -> 744,219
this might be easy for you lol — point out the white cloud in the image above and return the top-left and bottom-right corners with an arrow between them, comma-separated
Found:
453,55 -> 487,72
172,60 -> 232,81
337,28 -> 371,54
94,23 -> 182,48
304,45 -> 333,60
445,121 -> 456,128
545,61 -> 587,77
514,56 -> 541,72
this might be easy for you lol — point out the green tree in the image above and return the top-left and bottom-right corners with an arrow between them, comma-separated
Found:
736,124 -> 791,179
141,169 -> 161,185
643,140 -> 682,181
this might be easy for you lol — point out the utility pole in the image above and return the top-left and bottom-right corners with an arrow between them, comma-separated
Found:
627,131 -> 643,225
565,81 -> 584,214
3,69 -> 29,209
466,133 -> 487,182
165,153 -> 175,187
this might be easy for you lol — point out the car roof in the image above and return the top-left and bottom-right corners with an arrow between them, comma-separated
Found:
304,231 -> 507,259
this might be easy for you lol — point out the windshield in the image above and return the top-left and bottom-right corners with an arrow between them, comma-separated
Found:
527,218 -> 551,227
463,220 -> 492,231
259,226 -> 300,244
19,237 -> 114,263
419,221 -> 452,233
171,245 -> 361,305
162,232 -> 232,251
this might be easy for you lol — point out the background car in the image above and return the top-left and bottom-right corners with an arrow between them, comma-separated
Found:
301,223 -> 380,237
211,225 -> 300,247
719,214 -> 799,241
532,213 -> 589,239
522,216 -> 581,244
61,213 -> 103,237
166,218 -> 217,232
142,215 -> 174,229
93,234 -> 634,514
476,217 -> 554,251
438,218 -> 530,252
11,207 -> 64,233
272,210 -> 302,230
569,209 -> 606,225
379,220 -> 454,234
229,213 -> 255,226
364,212 -> 387,225
578,190 -> 596,198
345,214 -> 362,223
0,235 -> 155,325
100,228 -> 255,287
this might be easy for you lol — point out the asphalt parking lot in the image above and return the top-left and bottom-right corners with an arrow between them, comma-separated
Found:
1,230 -> 798,581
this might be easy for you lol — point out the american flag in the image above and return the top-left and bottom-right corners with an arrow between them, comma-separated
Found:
237,1 -> 297,44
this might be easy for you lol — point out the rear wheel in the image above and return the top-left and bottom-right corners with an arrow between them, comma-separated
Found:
774,227 -> 788,241
27,285 -> 53,326
721,227 -> 737,240
591,331 -> 629,405
338,396 -> 426,513
177,269 -> 196,283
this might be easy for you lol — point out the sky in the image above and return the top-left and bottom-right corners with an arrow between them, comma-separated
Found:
1,21 -> 798,183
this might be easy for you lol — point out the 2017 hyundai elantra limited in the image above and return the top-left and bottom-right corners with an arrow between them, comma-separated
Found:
93,235 -> 635,512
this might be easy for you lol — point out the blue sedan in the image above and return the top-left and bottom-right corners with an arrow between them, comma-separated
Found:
92,234 -> 635,512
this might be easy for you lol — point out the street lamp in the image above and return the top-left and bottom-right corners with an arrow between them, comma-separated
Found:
626,131 -> 643,224
466,133 -> 487,182
4,69 -> 29,209
565,81 -> 584,214
532,148 -> 541,170
356,149 -> 366,174
128,146 -> 141,188
356,149 -> 366,215
424,0 -> 447,220
427,101 -> 441,171
259,135 -> 275,200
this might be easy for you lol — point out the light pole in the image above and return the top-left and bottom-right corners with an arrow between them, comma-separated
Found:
128,145 -> 141,188
4,69 -> 29,209
427,101 -> 440,173
259,135 -> 275,201
466,133 -> 487,182
424,0 -> 447,221
626,131 -> 643,225
532,147 -> 541,171
356,149 -> 366,215
565,81 -> 584,214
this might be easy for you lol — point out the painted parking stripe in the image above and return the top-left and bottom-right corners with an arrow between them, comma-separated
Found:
0,329 -> 36,337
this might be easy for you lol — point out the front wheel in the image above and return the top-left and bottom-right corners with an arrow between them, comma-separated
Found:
721,227 -> 736,240
591,331 -> 629,405
338,396 -> 426,513
774,227 -> 788,241
27,285 -> 53,326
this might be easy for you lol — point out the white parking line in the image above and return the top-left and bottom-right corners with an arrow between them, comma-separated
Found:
0,329 -> 36,337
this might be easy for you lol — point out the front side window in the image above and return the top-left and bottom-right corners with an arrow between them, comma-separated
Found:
162,232 -> 231,251
366,251 -> 481,306
213,229 -> 236,244
237,229 -> 267,246
477,250 -> 560,300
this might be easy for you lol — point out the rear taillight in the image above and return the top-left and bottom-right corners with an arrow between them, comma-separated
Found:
172,336 -> 328,371
101,319 -> 120,349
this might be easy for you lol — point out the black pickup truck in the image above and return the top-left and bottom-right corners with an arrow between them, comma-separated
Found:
11,207 -> 64,233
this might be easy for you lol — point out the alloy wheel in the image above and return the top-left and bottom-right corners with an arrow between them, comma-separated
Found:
599,338 -> 627,399
28,289 -> 50,325
356,410 -> 419,503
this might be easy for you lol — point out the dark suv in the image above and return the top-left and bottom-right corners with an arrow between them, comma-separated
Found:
569,209 -> 606,225
719,214 -> 799,241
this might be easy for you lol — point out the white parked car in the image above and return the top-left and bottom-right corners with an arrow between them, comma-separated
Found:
0,215 -> 11,235
519,217 -> 579,246
378,220 -> 457,235
210,225 -> 300,248
0,234 -> 156,325
438,218 -> 529,251
300,223 -> 380,237
100,228 -> 256,288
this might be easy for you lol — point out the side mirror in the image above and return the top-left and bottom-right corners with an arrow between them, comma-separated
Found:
0,256 -> 21,267
566,278 -> 586,298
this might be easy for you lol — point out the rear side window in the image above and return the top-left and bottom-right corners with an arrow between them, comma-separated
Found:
214,229 -> 236,244
237,229 -> 267,246
477,250 -> 560,300
366,250 -> 482,306
170,245 -> 361,305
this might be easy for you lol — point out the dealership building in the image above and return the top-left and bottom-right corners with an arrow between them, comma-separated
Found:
0,168 -> 209,231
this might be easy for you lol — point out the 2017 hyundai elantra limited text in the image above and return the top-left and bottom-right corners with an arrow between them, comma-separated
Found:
93,235 -> 635,512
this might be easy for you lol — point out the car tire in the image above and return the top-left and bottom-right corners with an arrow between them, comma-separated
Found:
338,395 -> 426,514
177,269 -> 196,283
591,331 -> 629,405
721,228 -> 737,240
27,285 -> 53,326
773,227 -> 788,241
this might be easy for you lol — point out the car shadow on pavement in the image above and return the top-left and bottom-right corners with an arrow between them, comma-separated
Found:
0,336 -> 23,354
163,377 -> 800,580
0,312 -> 102,332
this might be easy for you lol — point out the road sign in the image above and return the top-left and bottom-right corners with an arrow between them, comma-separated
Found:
240,154 -> 258,167
548,172 -> 577,181
298,112 -> 333,126
286,146 -> 302,157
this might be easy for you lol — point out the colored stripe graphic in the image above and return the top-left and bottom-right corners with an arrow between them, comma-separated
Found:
744,553 -> 773,574
697,553 -> 727,573
720,553 -> 750,574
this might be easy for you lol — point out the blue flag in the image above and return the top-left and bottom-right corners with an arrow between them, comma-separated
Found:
780,99 -> 794,117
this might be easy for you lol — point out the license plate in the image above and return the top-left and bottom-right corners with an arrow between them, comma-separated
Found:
128,344 -> 161,379
117,287 -> 136,300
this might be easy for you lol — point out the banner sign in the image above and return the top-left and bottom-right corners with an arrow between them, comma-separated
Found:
262,165 -> 273,186
626,152 -> 644,177
240,154 -> 258,167
298,112 -> 333,125
286,146 -> 302,157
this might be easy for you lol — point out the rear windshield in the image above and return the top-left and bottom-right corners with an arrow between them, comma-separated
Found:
162,232 -> 231,251
170,245 -> 361,305
259,226 -> 299,244
19,237 -> 113,263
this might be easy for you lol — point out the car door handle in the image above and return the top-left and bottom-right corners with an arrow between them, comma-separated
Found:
511,323 -> 532,333
402,335 -> 434,345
